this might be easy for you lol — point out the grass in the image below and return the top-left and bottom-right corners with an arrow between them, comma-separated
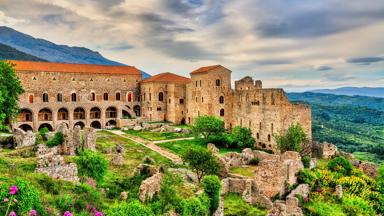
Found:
157,139 -> 242,157
224,193 -> 266,216
229,166 -> 258,177
123,129 -> 193,141
353,152 -> 383,164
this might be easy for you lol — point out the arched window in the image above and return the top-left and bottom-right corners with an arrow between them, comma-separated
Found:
219,96 -> 224,104
29,95 -> 34,104
57,93 -> 63,102
215,79 -> 221,86
91,92 -> 95,101
127,92 -> 132,102
220,109 -> 225,116
74,107 -> 85,119
71,93 -> 77,102
106,107 -> 117,118
158,92 -> 164,101
43,93 -> 49,102
116,92 -> 121,101
104,93 -> 108,101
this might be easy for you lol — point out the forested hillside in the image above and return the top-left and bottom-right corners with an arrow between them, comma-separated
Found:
288,92 -> 384,163
0,43 -> 47,61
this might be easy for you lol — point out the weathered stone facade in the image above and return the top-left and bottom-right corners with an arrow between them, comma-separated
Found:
13,61 -> 311,151
13,128 -> 35,148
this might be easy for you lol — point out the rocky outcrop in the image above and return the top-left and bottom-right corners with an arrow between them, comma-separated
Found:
268,197 -> 303,216
207,143 -> 219,154
13,128 -> 35,148
351,160 -> 378,178
288,184 -> 310,199
35,144 -> 79,183
139,172 -> 164,202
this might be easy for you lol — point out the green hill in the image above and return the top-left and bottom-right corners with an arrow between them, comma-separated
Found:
288,92 -> 384,163
0,43 -> 47,61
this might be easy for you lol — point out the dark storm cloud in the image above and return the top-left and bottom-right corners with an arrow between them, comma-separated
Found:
347,57 -> 384,65
316,66 -> 333,71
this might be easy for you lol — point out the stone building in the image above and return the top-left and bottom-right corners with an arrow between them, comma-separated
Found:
11,61 -> 311,151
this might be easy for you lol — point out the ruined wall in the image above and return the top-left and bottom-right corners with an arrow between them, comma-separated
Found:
15,69 -> 141,132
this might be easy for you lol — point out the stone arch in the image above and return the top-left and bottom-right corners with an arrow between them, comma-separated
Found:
74,121 -> 85,129
17,108 -> 33,122
58,108 -> 69,120
90,121 -> 101,129
122,110 -> 132,119
74,107 -> 86,120
106,106 -> 117,118
38,108 -> 53,121
133,105 -> 141,117
106,120 -> 116,127
38,123 -> 53,131
90,107 -> 101,119
19,124 -> 33,132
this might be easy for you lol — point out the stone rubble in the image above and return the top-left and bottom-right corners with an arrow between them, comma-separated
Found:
13,128 -> 35,148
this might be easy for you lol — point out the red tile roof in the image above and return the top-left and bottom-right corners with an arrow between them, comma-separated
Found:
141,72 -> 191,83
8,60 -> 141,75
190,65 -> 224,74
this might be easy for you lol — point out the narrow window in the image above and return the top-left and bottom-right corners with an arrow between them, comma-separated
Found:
168,98 -> 171,104
271,123 -> 274,133
219,96 -> 224,104
268,134 -> 271,142
201,97 -> 204,103
91,92 -> 95,101
29,95 -> 34,104
149,93 -> 152,101
116,92 -> 121,101
257,133 -> 260,139
200,80 -> 202,87
179,99 -> 184,104
57,93 -> 63,102
104,93 -> 108,101
215,79 -> 221,86
71,93 -> 77,102
159,92 -> 164,101
127,92 -> 132,102
43,93 -> 49,102
195,81 -> 198,87
220,109 -> 224,116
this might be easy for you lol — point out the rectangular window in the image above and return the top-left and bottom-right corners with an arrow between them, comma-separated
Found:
179,99 -> 184,104
157,107 -> 161,111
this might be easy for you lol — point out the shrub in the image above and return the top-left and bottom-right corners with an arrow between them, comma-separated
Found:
207,134 -> 230,147
0,178 -> 46,215
341,194 -> 375,216
274,123 -> 308,153
55,194 -> 74,213
192,116 -> 225,142
302,156 -> 311,168
315,169 -> 336,188
35,174 -> 64,195
337,176 -> 370,197
108,200 -> 153,216
304,201 -> 345,216
155,172 -> 183,214
378,165 -> 384,193
182,148 -> 219,183
297,169 -> 317,188
202,175 -> 221,214
179,195 -> 210,216
38,127 -> 49,141
249,158 -> 260,166
73,183 -> 102,211
228,126 -> 256,148
75,150 -> 108,184
46,132 -> 64,147
327,157 -> 353,176
224,193 -> 266,216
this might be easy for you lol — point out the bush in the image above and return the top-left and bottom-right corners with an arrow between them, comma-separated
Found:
192,116 -> 225,142
55,194 -> 74,213
341,194 -> 375,216
304,201 -> 345,216
73,183 -> 102,211
337,176 -> 370,197
224,193 -> 266,216
207,134 -> 230,147
35,174 -> 64,195
202,175 -> 221,214
0,178 -> 46,215
46,132 -> 64,147
38,127 -> 49,141
108,200 -> 153,216
249,158 -> 260,166
327,157 -> 353,176
155,172 -> 184,214
179,195 -> 210,216
297,169 -> 317,188
228,126 -> 255,148
274,123 -> 308,153
75,150 -> 108,184
182,148 -> 219,183
302,156 -> 311,168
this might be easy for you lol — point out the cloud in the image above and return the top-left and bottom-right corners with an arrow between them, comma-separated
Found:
347,57 -> 384,65
314,65 -> 333,71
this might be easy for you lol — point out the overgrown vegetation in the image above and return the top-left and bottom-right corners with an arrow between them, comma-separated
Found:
182,148 -> 219,183
224,193 -> 266,216
274,123 -> 308,153
192,115 -> 225,142
46,132 -> 64,147
75,150 -> 109,184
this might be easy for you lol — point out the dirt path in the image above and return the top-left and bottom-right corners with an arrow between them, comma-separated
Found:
109,130 -> 188,164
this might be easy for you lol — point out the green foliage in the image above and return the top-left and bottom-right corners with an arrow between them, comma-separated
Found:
75,150 -> 108,184
341,194 -> 375,216
228,126 -> 256,148
274,123 -> 308,153
337,176 -> 370,197
302,156 -> 311,168
35,174 -> 64,195
55,194 -> 74,213
192,116 -> 225,142
179,195 -> 210,216
327,157 -> 353,176
0,178 -> 46,215
155,172 -> 184,214
108,200 -> 154,216
182,148 -> 219,183
224,193 -> 266,216
0,60 -> 24,130
297,169 -> 318,188
304,201 -> 346,216
46,132 -> 64,147
201,175 -> 221,214
38,127 -> 49,141
378,165 -> 384,193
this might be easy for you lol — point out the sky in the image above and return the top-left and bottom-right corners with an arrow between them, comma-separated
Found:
0,0 -> 383,91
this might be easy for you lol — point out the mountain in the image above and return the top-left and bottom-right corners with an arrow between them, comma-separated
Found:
310,87 -> 384,98
0,43 -> 47,62
0,26 -> 151,78
288,92 -> 384,163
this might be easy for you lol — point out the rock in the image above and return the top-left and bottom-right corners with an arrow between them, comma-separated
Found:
288,184 -> 310,199
174,127 -> 182,133
103,147 -> 113,154
336,185 -> 343,200
352,160 -> 378,178
111,153 -> 124,166
13,128 -> 35,148
181,128 -> 192,134
116,144 -> 125,154
241,148 -> 254,164
139,172 -> 163,202
83,127 -> 96,151
217,156 -> 229,178
310,158 -> 317,169
133,125 -> 142,131
222,152 -> 243,168
207,143 -> 219,154
120,191 -> 128,201
312,142 -> 337,159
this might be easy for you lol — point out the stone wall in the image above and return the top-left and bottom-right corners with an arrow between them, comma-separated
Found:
13,128 -> 35,148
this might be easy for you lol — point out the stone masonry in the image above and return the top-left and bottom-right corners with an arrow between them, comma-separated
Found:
13,128 -> 35,148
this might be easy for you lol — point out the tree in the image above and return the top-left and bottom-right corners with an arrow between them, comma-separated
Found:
228,126 -> 256,148
75,150 -> 108,184
182,148 -> 219,183
201,175 -> 221,214
192,116 -> 225,142
0,61 -> 23,130
273,123 -> 308,153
